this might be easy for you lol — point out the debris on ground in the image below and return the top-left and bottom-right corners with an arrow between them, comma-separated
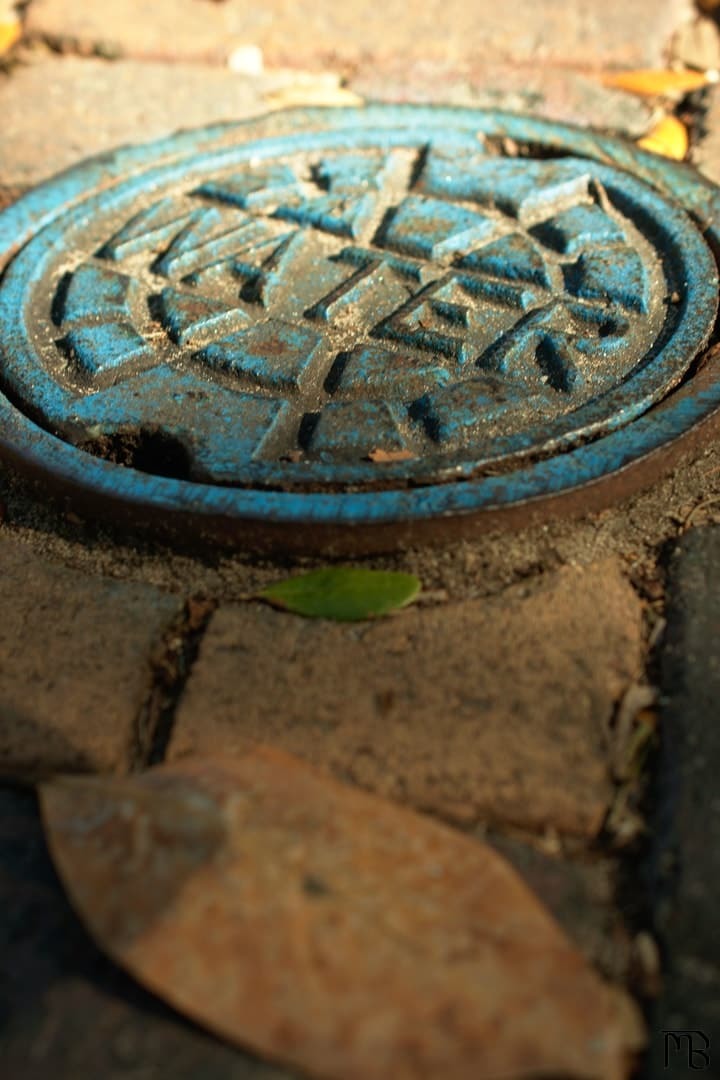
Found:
603,67 -> 718,98
40,751 -> 646,1080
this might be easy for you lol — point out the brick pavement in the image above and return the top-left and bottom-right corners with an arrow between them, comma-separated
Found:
169,561 -> 643,838
1,0 -> 720,1075
23,0 -> 694,70
649,527 -> 720,1074
0,537 -> 184,778
0,53 -> 655,191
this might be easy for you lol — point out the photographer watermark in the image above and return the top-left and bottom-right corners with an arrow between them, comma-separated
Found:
663,1030 -> 711,1070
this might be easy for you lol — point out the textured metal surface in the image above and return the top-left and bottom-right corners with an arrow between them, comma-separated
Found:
0,106 -> 719,550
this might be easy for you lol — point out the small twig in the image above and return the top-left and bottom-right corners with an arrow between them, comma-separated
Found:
682,494 -> 720,530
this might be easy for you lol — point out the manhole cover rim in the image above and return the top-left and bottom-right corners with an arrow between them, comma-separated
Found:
1,134 -> 717,489
1,105 -> 719,544
4,104 -> 720,264
1,358 -> 718,530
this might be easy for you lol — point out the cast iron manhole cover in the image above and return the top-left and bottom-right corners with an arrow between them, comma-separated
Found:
1,106 -> 719,551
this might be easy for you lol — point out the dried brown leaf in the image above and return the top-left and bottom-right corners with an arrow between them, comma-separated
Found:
40,750 -> 645,1080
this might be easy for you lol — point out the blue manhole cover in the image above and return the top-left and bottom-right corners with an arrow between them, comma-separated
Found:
0,106 -> 719,551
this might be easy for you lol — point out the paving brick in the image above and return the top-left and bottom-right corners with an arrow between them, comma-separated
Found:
0,55 -> 310,187
670,12 -> 720,70
0,537 -> 182,777
349,61 -> 654,137
169,560 -> 644,839
0,53 -> 654,191
648,526 -> 720,1075
692,83 -> 720,185
25,0 -> 692,70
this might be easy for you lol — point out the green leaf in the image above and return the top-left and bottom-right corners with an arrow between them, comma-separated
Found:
259,568 -> 421,621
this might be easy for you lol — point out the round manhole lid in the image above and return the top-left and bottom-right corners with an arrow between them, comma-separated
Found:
1,106 -> 719,551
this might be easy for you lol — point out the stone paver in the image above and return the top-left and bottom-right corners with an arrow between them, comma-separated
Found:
670,11 -> 720,70
0,56 -> 323,187
0,53 -> 654,190
649,526 -> 720,1075
0,538 -> 183,777
169,560 -> 644,838
348,60 -> 654,135
25,0 -> 692,70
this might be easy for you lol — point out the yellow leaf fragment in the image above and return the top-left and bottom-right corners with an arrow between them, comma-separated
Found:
264,83 -> 364,111
603,68 -> 716,97
637,116 -> 689,160
0,18 -> 20,54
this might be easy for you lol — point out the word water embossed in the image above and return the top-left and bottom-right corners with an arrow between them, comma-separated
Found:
0,107 -> 718,550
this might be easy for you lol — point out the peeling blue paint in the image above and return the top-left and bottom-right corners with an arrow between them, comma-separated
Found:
0,105 -> 718,546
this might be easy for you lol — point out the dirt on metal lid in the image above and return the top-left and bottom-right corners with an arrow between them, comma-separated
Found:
0,105 -> 718,552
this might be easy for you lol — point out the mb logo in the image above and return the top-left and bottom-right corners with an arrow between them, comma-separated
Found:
663,1030 -> 711,1069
